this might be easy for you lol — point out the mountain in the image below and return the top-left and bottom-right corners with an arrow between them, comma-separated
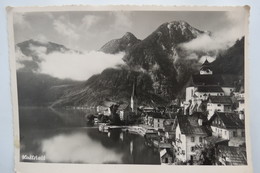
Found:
53,21 -> 209,107
211,37 -> 245,75
52,68 -> 167,107
17,71 -> 80,106
99,32 -> 141,54
16,39 -> 80,71
122,21 -> 206,96
16,39 -> 81,106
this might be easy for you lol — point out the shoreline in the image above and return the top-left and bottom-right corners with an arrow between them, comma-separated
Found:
98,124 -> 155,137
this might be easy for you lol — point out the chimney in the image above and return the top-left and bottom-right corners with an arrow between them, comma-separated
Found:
239,111 -> 245,120
198,118 -> 203,126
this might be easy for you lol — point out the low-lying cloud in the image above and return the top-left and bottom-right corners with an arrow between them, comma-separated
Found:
16,45 -> 125,81
37,51 -> 124,81
180,33 -> 233,52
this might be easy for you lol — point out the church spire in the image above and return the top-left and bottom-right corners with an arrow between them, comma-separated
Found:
130,80 -> 137,113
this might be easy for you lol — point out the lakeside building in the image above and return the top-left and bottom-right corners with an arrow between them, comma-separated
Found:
174,113 -> 211,163
117,103 -> 131,121
153,114 -> 168,130
164,118 -> 177,144
209,112 -> 245,147
96,101 -> 117,116
160,149 -> 174,164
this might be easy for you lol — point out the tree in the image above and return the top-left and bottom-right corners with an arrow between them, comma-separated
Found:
110,104 -> 122,125
85,114 -> 95,126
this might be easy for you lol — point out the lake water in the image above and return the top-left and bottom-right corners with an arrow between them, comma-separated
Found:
19,107 -> 160,164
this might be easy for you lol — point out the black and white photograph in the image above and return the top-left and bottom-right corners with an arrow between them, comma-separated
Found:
8,6 -> 251,170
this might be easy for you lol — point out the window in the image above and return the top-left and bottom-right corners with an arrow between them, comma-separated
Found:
158,119 -> 159,122
191,136 -> 195,142
233,131 -> 237,137
182,150 -> 185,155
191,147 -> 195,152
217,104 -> 221,107
199,137 -> 203,143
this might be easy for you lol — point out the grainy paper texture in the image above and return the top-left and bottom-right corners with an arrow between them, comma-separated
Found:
7,5 -> 252,173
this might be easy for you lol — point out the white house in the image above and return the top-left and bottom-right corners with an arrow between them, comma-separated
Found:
175,113 -> 210,163
207,96 -> 233,119
209,112 -> 245,147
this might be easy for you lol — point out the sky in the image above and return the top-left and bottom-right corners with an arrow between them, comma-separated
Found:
13,10 -> 247,51
13,10 -> 247,81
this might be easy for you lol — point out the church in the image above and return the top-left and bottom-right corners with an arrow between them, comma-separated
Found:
184,59 -> 236,119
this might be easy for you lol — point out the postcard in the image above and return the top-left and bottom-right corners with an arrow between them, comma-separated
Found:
7,5 -> 252,173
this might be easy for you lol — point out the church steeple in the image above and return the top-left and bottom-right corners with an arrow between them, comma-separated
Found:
200,58 -> 213,75
130,81 -> 137,113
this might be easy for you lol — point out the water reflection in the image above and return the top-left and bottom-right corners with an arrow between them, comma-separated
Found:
19,107 -> 160,164
41,131 -> 124,163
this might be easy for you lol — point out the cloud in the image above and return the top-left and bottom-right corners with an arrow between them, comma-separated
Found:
34,34 -> 49,44
13,13 -> 31,29
37,51 -> 124,81
180,10 -> 246,53
15,46 -> 33,70
53,16 -> 80,41
180,33 -> 232,52
41,132 -> 123,163
110,12 -> 133,32
80,15 -> 101,29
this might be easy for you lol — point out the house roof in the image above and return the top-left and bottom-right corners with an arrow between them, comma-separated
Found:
197,86 -> 224,93
210,112 -> 244,129
208,96 -> 233,104
117,103 -> 129,110
192,74 -> 223,86
160,149 -> 167,157
146,112 -> 163,118
205,136 -> 229,144
102,101 -> 117,107
177,113 -> 211,136
217,145 -> 247,165
164,118 -> 177,132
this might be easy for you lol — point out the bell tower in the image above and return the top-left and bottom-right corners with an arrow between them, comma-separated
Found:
200,58 -> 213,75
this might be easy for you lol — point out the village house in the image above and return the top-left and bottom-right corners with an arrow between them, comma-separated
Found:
174,113 -> 211,163
207,96 -> 233,119
164,117 -> 177,144
117,103 -> 131,121
160,149 -> 174,164
153,114 -> 168,130
235,92 -> 245,112
96,101 -> 117,116
209,112 -> 245,147
140,106 -> 155,113
144,112 -> 161,127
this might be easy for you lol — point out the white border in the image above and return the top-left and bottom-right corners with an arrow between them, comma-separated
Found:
6,5 -> 253,173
